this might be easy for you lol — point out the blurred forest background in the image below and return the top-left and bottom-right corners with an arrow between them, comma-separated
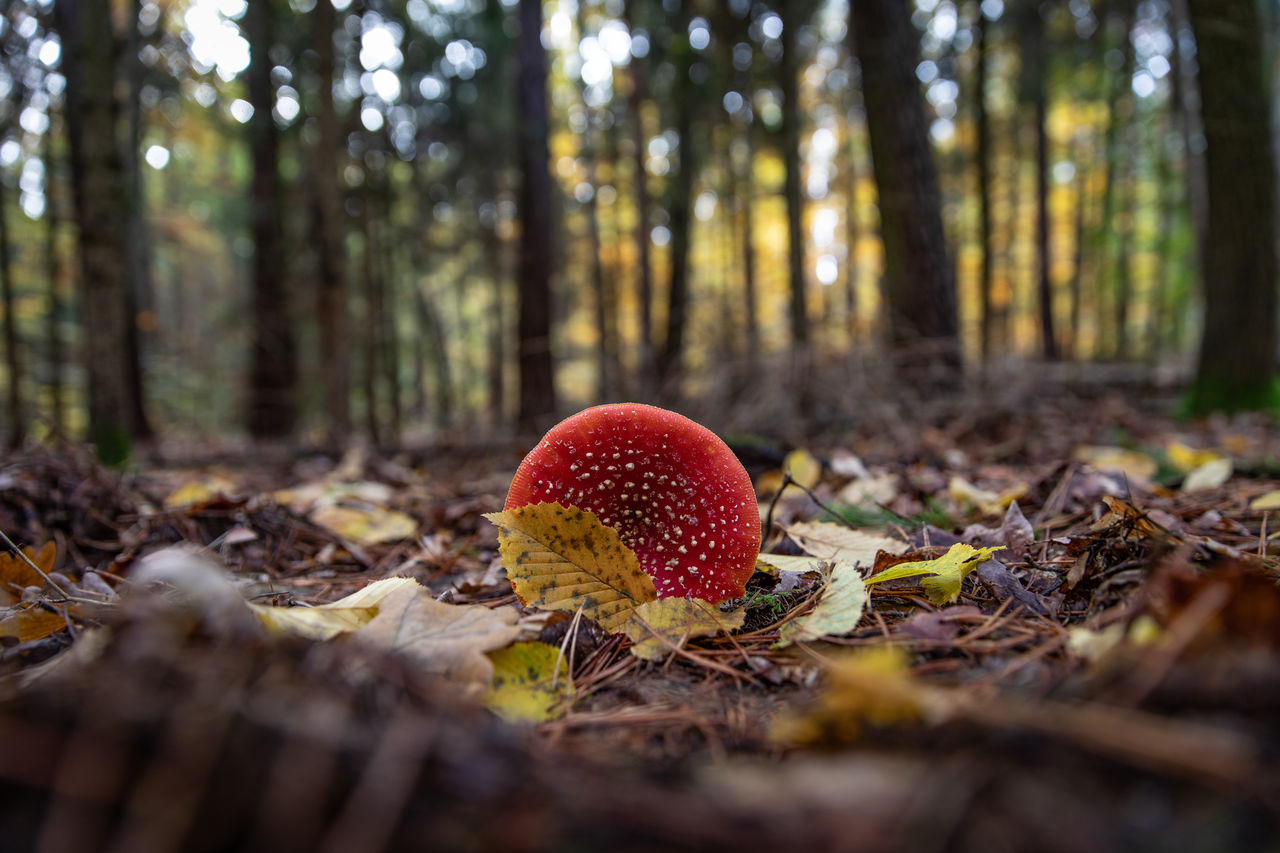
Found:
0,0 -> 1277,461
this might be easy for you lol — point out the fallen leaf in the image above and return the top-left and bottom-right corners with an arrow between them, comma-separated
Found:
352,585 -> 521,696
1182,458 -> 1233,492
786,521 -> 908,566
486,641 -> 569,723
624,598 -> 745,660
783,449 -> 823,490
1249,490 -> 1280,511
273,479 -> 395,513
0,603 -> 69,642
865,543 -> 1004,605
251,577 -> 422,640
1073,445 -> 1158,482
778,562 -> 868,646
1166,442 -> 1221,474
772,647 -> 925,743
311,503 -> 419,545
484,503 -> 657,632
836,472 -> 899,507
755,553 -> 827,574
0,542 -> 55,606
164,473 -> 240,508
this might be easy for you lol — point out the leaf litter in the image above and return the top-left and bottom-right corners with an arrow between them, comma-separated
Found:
2,389 -> 1280,848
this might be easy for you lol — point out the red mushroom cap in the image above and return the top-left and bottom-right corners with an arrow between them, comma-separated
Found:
504,403 -> 761,602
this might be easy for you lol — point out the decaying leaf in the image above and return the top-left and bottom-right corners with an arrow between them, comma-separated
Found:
0,542 -> 56,606
164,473 -> 241,508
310,503 -> 419,546
755,553 -> 827,574
836,471 -> 899,507
864,543 -> 1004,605
351,585 -> 521,696
783,449 -> 823,490
1073,445 -> 1159,482
0,603 -> 69,643
786,521 -> 908,567
251,576 -> 422,640
1249,490 -> 1280,511
484,503 -> 657,631
624,598 -> 745,660
486,641 -> 569,722
777,562 -> 868,646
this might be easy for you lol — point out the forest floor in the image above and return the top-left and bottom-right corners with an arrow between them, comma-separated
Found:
2,370 -> 1280,852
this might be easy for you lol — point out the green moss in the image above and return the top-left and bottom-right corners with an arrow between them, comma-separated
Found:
1181,375 -> 1280,418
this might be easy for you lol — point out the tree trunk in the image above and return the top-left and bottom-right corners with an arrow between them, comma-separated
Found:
849,0 -> 960,377
975,11 -> 994,362
780,6 -> 808,357
309,0 -> 351,447
516,0 -> 556,430
657,1 -> 696,392
0,163 -> 22,449
122,0 -> 152,440
360,189 -> 382,444
1095,0 -> 1136,357
1017,5 -> 1058,362
43,123 -> 64,432
1185,0 -> 1278,413
55,0 -> 136,463
577,2 -> 613,403
244,0 -> 298,438
1067,130 -> 1091,360
624,0 -> 656,398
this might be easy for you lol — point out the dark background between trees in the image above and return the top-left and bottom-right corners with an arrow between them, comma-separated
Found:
0,0 -> 1277,460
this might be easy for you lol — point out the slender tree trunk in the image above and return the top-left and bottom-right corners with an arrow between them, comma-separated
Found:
780,6 -> 808,357
1095,0 -> 1136,357
483,216 -> 507,428
1185,0 -> 1278,413
309,0 -> 350,446
975,11 -> 994,362
577,2 -> 612,402
516,0 -> 556,430
55,0 -> 136,463
1030,39 -> 1057,360
1067,130 -> 1090,360
43,124 -> 64,431
245,0 -> 297,438
0,166 -> 22,449
361,190 -> 382,444
625,0 -> 656,397
122,0 -> 152,440
849,0 -> 960,377
378,182 -> 401,443
657,2 -> 696,391
844,111 -> 860,347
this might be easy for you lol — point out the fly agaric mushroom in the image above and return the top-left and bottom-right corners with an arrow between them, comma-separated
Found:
504,403 -> 761,602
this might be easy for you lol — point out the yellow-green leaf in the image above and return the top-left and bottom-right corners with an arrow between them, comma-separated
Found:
486,641 -> 569,723
484,503 -> 657,631
786,521 -> 908,566
1166,442 -> 1221,474
778,562 -> 868,646
311,504 -> 418,545
864,543 -> 1004,605
1073,445 -> 1158,481
624,598 -> 745,660
164,474 -> 240,508
250,576 -> 422,640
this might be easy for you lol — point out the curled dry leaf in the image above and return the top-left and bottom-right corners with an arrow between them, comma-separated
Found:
350,585 -> 521,697
786,521 -> 908,567
484,503 -> 657,632
623,598 -> 745,660
251,576 -> 422,640
865,543 -> 1004,606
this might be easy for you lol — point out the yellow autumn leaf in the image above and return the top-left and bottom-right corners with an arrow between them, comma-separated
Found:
1165,442 -> 1222,474
1249,490 -> 1280,511
0,604 -> 69,643
1073,445 -> 1158,481
484,503 -> 657,632
786,521 -> 908,566
772,647 -> 925,744
948,477 -> 1026,515
164,473 -> 240,507
0,542 -> 56,606
864,543 -> 1004,605
623,597 -> 745,660
311,503 -> 418,545
486,641 -> 569,723
777,562 -> 868,646
783,449 -> 823,490
250,576 -> 422,640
